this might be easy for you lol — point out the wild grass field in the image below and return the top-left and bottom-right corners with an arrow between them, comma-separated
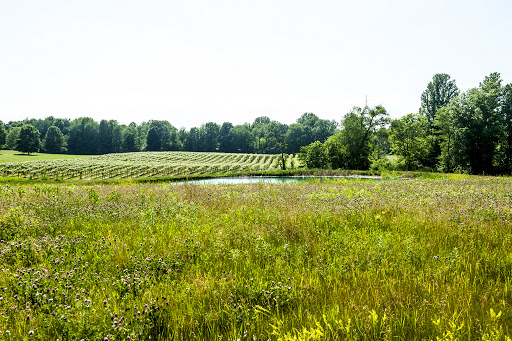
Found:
0,178 -> 511,340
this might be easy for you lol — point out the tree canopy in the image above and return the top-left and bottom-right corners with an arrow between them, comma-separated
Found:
5,71 -> 512,175
16,124 -> 41,155
43,126 -> 66,154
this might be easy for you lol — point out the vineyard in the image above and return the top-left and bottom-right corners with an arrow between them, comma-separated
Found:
0,151 -> 287,180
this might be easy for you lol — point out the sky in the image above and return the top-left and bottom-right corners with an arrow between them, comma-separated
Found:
1,0 -> 511,129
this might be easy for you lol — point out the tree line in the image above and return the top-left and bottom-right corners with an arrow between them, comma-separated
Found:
0,113 -> 336,156
300,72 -> 512,175
2,72 -> 511,175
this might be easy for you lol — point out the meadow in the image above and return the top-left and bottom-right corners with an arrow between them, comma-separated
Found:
0,178 -> 511,340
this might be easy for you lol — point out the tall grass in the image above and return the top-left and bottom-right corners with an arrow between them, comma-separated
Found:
0,178 -> 511,339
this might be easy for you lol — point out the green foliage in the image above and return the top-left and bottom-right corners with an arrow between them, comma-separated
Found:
5,127 -> 21,150
98,119 -> 122,154
0,122 -> 6,148
389,113 -> 430,170
324,133 -> 348,169
299,141 -> 328,168
437,73 -> 504,174
122,125 -> 139,152
286,113 -> 337,154
333,105 -> 389,170
420,73 -> 459,125
233,124 -> 255,153
199,122 -> 221,152
67,117 -> 99,155
43,126 -> 67,154
16,124 -> 41,155
502,84 -> 512,172
146,120 -> 178,152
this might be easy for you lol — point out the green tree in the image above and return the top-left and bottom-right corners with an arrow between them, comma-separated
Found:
251,116 -> 271,152
146,126 -> 162,151
67,118 -> 99,154
176,127 -> 188,151
98,120 -> 123,154
219,122 -> 234,152
312,118 -> 337,143
16,124 -> 41,155
438,73 -> 504,174
324,133 -> 348,169
43,126 -> 66,153
503,84 -> 512,172
435,106 -> 462,172
420,74 -> 459,124
419,74 -> 460,168
372,126 -> 391,160
299,141 -> 328,168
199,122 -> 220,152
5,127 -> 21,150
389,114 -> 429,170
285,123 -> 306,154
145,120 -> 177,151
0,122 -> 6,148
112,124 -> 123,153
121,126 -> 138,152
263,121 -> 288,154
231,124 -> 254,153
333,105 -> 389,170
185,127 -> 200,152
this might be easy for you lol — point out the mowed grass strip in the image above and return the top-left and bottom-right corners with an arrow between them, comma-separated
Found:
0,178 -> 511,340
0,149 -> 90,163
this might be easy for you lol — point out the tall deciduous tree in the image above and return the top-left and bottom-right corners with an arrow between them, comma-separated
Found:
438,73 -> 504,174
336,105 -> 389,170
98,120 -> 115,154
185,127 -> 200,152
199,122 -> 220,152
219,122 -> 234,153
16,124 -> 41,155
5,127 -> 21,150
145,120 -> 177,151
299,141 -> 328,169
420,74 -> 460,168
252,116 -> 271,153
503,84 -> 512,172
43,126 -> 66,153
420,74 -> 459,124
285,123 -> 306,154
121,126 -> 138,152
389,114 -> 429,170
231,124 -> 254,153
67,118 -> 99,154
0,122 -> 6,148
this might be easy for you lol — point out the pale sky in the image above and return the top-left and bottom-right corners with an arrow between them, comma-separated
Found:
1,0 -> 511,129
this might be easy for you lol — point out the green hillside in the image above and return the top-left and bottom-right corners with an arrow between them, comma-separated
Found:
0,151 -> 292,180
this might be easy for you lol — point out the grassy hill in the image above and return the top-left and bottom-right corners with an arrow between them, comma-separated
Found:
0,151 -> 296,180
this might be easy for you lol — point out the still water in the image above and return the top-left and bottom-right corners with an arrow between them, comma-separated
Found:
174,176 -> 380,185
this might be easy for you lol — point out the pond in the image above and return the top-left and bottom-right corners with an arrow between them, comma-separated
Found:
173,176 -> 381,185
